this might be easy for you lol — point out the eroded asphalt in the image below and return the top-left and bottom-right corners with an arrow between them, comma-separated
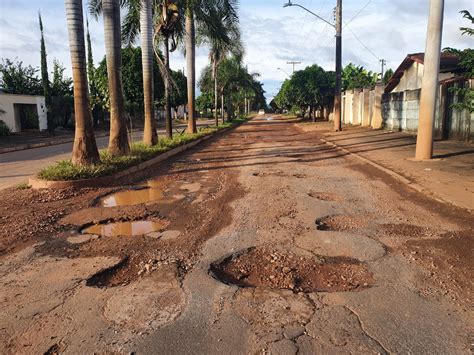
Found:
0,116 -> 472,354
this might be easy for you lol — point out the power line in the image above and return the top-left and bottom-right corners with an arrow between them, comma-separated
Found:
345,0 -> 372,27
345,22 -> 380,61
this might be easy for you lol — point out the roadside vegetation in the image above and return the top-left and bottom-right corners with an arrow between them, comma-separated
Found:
38,118 -> 246,181
0,0 -> 267,180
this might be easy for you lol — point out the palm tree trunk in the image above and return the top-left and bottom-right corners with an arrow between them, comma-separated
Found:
164,36 -> 172,139
65,0 -> 100,166
103,0 -> 129,156
185,6 -> 197,134
213,62 -> 218,127
221,93 -> 224,122
141,0 -> 157,145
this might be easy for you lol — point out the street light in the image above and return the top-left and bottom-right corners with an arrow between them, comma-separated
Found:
277,67 -> 291,77
283,0 -> 343,131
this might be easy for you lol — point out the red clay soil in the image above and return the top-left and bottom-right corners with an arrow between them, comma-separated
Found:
211,245 -> 373,293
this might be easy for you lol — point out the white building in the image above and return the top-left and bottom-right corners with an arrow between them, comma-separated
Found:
385,52 -> 461,93
0,93 -> 48,132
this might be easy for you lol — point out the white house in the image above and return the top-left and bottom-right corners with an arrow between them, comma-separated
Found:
0,93 -> 48,133
385,52 -> 461,93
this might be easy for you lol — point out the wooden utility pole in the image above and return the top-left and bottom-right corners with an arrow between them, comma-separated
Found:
334,0 -> 342,131
287,61 -> 301,73
415,0 -> 444,160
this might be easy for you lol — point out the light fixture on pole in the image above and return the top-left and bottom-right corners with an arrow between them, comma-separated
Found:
283,0 -> 342,131
277,67 -> 291,77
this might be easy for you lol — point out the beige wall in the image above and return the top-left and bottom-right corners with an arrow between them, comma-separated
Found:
0,93 -> 47,132
393,62 -> 455,92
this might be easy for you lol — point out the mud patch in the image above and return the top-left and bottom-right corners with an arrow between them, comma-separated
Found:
82,220 -> 166,237
380,223 -> 438,239
210,246 -> 373,293
308,191 -> 341,201
315,215 -> 367,231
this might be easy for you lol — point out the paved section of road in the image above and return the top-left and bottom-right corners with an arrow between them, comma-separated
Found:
0,123 -> 212,190
1,116 -> 472,353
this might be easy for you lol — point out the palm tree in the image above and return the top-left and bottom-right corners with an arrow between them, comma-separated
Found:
64,0 -> 100,165
198,4 -> 242,126
154,1 -> 181,139
185,3 -> 196,133
91,0 -> 130,156
140,0 -> 158,145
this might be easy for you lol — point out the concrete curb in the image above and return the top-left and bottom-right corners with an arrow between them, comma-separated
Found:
0,132 -> 111,155
29,122 -> 243,190
320,138 -> 471,212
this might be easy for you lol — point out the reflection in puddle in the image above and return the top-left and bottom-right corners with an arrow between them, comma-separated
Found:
100,180 -> 168,207
83,221 -> 164,237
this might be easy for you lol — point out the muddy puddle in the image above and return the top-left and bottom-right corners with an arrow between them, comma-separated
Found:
210,246 -> 373,293
100,180 -> 168,207
83,220 -> 165,237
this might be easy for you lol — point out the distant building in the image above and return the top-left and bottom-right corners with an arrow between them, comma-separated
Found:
0,93 -> 48,133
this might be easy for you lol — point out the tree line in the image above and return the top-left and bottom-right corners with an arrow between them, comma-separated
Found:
271,63 -> 394,119
0,0 -> 267,167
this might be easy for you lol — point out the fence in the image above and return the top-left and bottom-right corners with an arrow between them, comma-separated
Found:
340,78 -> 473,141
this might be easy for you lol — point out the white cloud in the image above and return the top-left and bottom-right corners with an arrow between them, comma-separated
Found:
0,0 -> 472,103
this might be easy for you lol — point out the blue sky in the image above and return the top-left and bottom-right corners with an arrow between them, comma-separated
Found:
1,0 -> 472,102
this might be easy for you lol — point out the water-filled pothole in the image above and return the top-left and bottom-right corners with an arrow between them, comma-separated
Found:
100,179 -> 169,207
315,215 -> 367,231
100,187 -> 163,207
83,220 -> 165,237
210,246 -> 373,293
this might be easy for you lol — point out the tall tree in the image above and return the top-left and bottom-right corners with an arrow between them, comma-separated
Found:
38,12 -> 53,133
154,1 -> 181,139
86,17 -> 94,85
198,3 -> 241,126
102,0 -> 130,155
64,0 -> 100,165
185,3 -> 196,133
140,0 -> 158,144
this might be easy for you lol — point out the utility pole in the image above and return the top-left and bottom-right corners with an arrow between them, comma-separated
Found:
283,0 -> 342,131
415,0 -> 444,160
287,61 -> 301,73
334,0 -> 342,131
379,59 -> 386,81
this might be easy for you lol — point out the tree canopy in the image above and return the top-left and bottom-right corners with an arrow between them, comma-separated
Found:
273,64 -> 335,119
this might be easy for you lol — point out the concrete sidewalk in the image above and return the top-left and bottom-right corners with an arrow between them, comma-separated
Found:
298,122 -> 474,211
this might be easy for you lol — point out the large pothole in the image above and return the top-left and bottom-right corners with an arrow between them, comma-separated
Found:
210,246 -> 373,293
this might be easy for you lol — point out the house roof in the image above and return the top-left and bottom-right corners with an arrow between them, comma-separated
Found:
384,52 -> 461,93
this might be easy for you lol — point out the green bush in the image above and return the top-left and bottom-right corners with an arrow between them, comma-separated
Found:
0,120 -> 11,136
37,123 -> 243,181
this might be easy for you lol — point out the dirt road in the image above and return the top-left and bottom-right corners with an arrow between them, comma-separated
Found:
0,116 -> 472,354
